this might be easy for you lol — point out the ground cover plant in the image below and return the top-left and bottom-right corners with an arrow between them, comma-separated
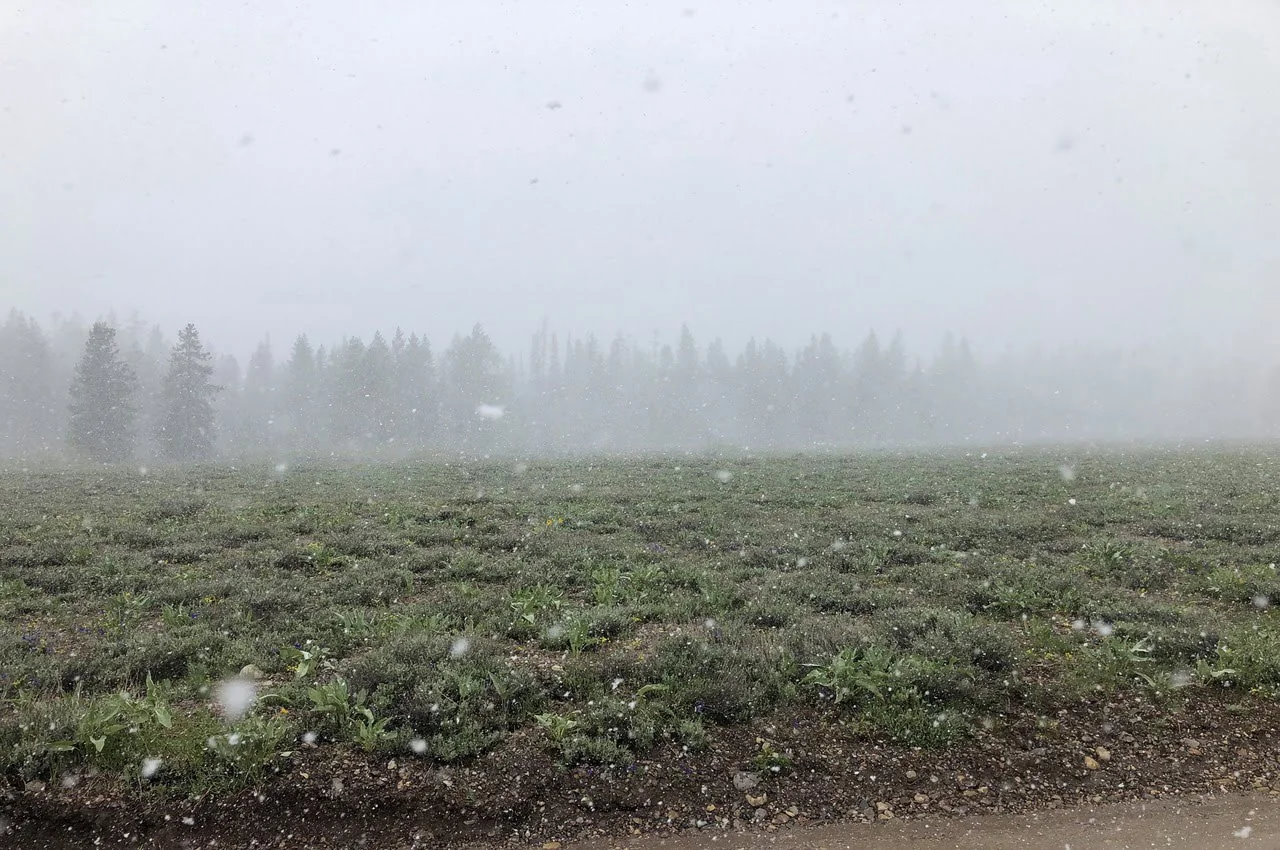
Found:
2,445 -> 1280,846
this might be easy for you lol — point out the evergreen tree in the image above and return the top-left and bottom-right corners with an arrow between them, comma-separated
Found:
156,324 -> 220,461
364,331 -> 396,446
240,338 -> 276,455
793,333 -> 843,445
0,311 -> 57,458
393,332 -> 435,451
673,324 -> 702,445
736,338 -> 790,449
929,332 -> 978,443
210,353 -> 241,456
703,338 -> 739,446
124,324 -> 169,458
68,322 -> 138,462
441,324 -> 505,449
327,337 -> 368,449
283,335 -> 321,453
604,334 -> 641,449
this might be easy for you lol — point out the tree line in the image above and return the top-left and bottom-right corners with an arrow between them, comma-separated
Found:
2,308 -> 1278,463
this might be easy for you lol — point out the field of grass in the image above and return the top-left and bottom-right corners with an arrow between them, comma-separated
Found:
2,446 -> 1280,832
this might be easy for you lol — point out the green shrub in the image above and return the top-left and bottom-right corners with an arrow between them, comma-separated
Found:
1215,625 -> 1280,690
347,635 -> 545,761
651,629 -> 796,723
1197,564 -> 1280,606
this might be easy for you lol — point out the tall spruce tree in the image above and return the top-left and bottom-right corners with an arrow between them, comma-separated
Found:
68,322 -> 138,462
393,332 -> 435,451
441,324 -> 504,449
156,324 -> 219,461
240,338 -> 276,455
0,311 -> 57,458
282,335 -> 320,453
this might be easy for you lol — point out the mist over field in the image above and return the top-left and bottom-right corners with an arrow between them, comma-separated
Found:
9,9 -> 1280,846
3,1 -> 1279,460
2,312 -> 1279,463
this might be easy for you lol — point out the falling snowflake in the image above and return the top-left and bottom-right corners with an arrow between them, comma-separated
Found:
1058,465 -> 1076,482
714,470 -> 733,483
450,637 -> 471,658
214,678 -> 257,722
409,738 -> 428,755
141,758 -> 163,779
475,404 -> 505,420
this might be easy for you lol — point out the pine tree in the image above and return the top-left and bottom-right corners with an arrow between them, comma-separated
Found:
68,322 -> 138,462
393,332 -> 435,451
365,331 -> 395,446
156,324 -> 220,461
328,337 -> 368,449
131,325 -> 169,457
241,338 -> 276,455
793,333 -> 843,446
704,338 -> 737,446
442,324 -> 504,448
0,311 -> 57,458
283,335 -> 320,453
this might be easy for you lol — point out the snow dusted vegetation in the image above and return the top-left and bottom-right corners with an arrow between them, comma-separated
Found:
2,449 -> 1280,845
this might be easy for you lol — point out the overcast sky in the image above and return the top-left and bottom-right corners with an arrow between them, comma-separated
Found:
3,1 -> 1278,361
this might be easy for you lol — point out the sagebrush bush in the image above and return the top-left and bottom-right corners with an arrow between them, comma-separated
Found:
346,634 -> 545,761
651,628 -> 797,723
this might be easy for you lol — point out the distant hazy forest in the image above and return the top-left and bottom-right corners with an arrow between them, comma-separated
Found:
2,309 -> 1278,463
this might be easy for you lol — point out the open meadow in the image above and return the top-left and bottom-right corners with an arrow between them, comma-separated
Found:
3,447 -> 1280,847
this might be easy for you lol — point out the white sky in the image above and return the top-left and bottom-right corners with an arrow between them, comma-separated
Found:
2,1 -> 1278,360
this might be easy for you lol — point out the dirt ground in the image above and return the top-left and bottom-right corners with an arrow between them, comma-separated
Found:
5,693 -> 1280,849
576,793 -> 1280,849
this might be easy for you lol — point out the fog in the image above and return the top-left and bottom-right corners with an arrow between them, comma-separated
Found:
3,2 -> 1279,459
